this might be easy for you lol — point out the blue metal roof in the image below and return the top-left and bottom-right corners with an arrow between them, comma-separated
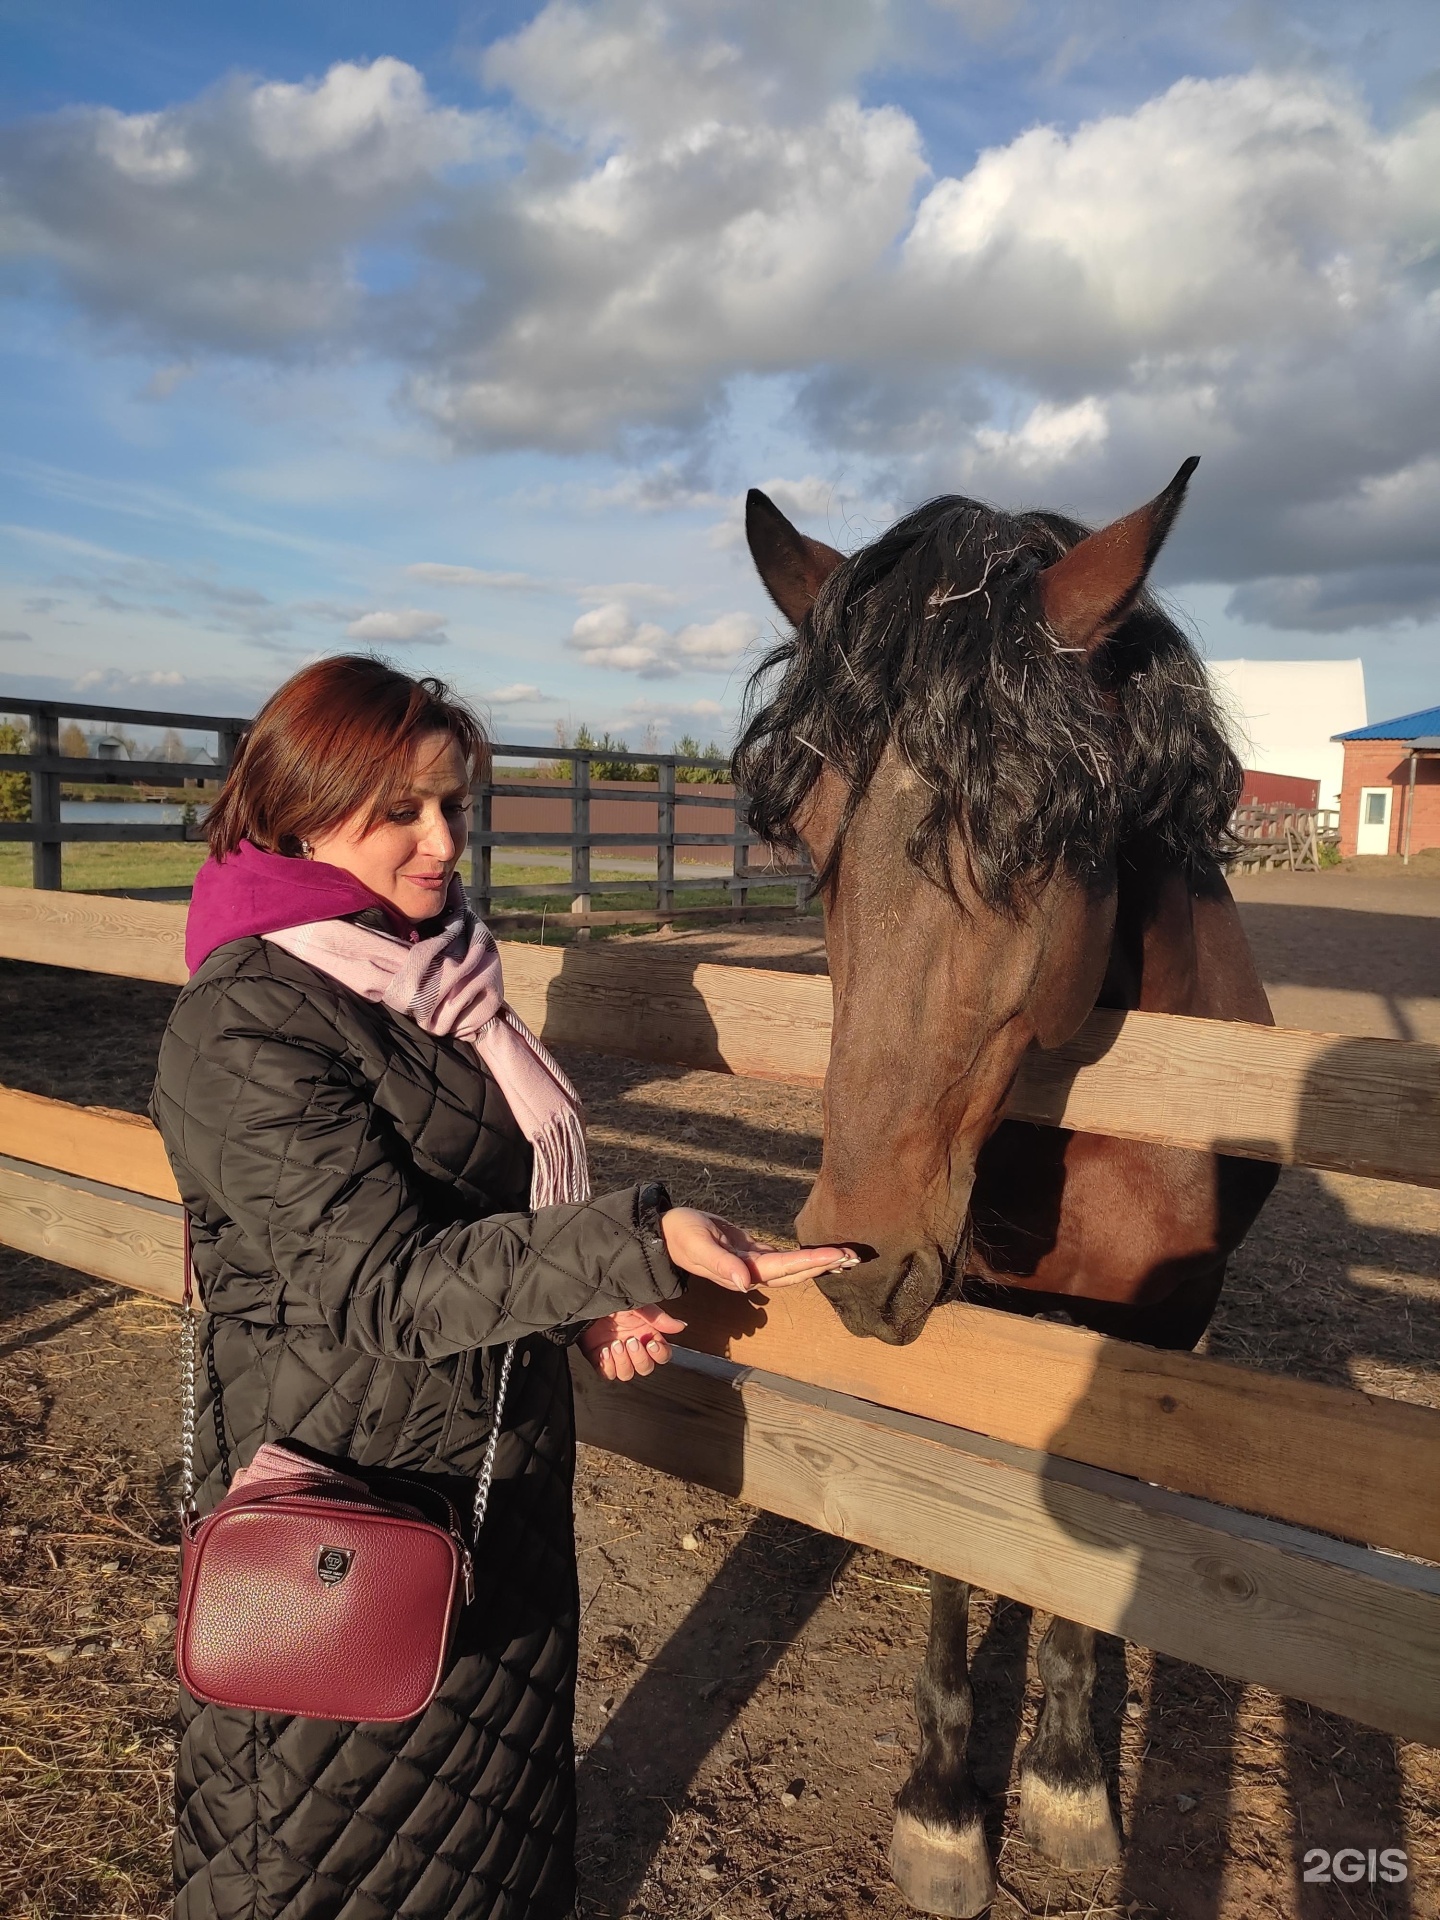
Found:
1334,703 -> 1440,743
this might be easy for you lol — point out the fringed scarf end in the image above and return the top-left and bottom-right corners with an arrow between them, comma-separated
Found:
529,1108 -> 591,1209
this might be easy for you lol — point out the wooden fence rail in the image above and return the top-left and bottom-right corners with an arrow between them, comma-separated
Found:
1,887 -> 1438,1745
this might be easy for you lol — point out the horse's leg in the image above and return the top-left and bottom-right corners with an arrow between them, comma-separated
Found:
1016,1615 -> 1121,1869
890,1575 -> 996,1918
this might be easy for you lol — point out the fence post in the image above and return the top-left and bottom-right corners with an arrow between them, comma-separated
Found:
657,759 -> 675,927
472,763 -> 493,919
571,753 -> 591,919
216,720 -> 244,776
30,706 -> 61,891
730,785 -> 750,911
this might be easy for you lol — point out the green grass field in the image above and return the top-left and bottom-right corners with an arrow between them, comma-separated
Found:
0,844 -> 814,937
0,840 -> 209,892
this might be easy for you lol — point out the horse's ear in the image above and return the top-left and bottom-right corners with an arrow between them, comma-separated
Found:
1039,457 -> 1199,654
746,489 -> 845,628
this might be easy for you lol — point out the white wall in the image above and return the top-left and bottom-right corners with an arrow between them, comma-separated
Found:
1205,660 -> 1367,811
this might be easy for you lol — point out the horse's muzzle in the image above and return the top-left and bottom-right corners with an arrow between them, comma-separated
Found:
815,1241 -> 952,1345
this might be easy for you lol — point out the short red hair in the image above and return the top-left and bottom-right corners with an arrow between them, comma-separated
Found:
205,656 -> 487,862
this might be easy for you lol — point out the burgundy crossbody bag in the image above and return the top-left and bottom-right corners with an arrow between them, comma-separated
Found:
175,1226 -> 515,1722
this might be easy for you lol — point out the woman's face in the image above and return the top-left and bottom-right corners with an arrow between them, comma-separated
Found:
306,729 -> 472,922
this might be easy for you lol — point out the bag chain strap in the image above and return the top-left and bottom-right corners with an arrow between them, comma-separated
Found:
471,1340 -> 515,1536
179,1276 -> 198,1525
179,1220 -> 517,1546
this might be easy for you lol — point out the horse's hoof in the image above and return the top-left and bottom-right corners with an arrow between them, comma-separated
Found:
890,1810 -> 996,1917
1017,1771 -> 1121,1870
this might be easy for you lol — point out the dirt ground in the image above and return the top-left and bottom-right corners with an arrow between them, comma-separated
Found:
1,865 -> 1437,1919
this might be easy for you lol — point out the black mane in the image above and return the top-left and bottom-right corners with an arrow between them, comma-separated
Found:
734,495 -> 1241,909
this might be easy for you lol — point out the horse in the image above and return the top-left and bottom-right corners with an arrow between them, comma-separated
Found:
732,461 -> 1279,1917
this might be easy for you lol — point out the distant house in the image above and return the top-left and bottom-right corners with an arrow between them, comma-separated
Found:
1205,660 -> 1367,812
93,735 -> 130,761
1333,706 -> 1440,860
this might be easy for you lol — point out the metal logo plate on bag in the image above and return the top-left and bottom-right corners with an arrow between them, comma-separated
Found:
317,1547 -> 355,1586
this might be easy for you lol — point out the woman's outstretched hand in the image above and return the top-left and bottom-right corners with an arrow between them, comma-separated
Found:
579,1211 -> 857,1382
660,1207 -> 857,1293
580,1305 -> 688,1382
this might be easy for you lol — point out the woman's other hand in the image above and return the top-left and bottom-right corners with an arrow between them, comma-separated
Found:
580,1305 -> 688,1381
660,1207 -> 857,1293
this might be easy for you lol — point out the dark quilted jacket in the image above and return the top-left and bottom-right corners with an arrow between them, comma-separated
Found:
151,936 -> 683,1920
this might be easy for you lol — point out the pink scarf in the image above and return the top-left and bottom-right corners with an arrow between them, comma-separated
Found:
264,890 -> 589,1209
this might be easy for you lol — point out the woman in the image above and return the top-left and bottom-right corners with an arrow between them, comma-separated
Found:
151,656 -> 850,1920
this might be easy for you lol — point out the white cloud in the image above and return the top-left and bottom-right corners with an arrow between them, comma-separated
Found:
587,465 -> 728,513
346,607 -> 448,642
895,72 -> 1434,369
567,599 -> 760,677
972,397 -> 1109,469
484,682 -> 554,704
618,694 -> 728,731
569,601 -> 674,676
75,667 -> 185,690
405,563 -> 550,590
0,58 -> 496,355
576,580 -> 682,607
672,611 -> 761,668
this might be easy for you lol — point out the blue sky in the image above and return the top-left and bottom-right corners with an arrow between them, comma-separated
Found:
1,0 -> 1437,744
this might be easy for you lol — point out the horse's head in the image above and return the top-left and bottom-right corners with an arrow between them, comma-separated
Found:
734,462 -> 1240,1343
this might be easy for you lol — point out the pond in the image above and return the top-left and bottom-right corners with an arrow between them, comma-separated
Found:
60,801 -> 207,824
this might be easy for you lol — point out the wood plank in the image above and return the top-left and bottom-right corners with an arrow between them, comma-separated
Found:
1,887 -> 1437,1186
572,1351 -> 1440,1747
0,1158 -> 183,1302
0,1085 -> 179,1201
0,887 -> 187,985
674,1284 -> 1440,1565
1012,1009 -> 1440,1189
501,940 -> 833,1081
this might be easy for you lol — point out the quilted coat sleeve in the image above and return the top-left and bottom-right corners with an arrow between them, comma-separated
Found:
152,963 -> 684,1361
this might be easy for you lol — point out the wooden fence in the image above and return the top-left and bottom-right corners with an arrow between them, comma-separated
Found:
0,887 -> 1438,1745
0,695 -> 244,889
1226,800 -> 1341,873
0,695 -> 810,925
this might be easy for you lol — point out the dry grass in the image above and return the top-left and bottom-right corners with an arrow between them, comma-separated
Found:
0,1270 -> 178,1919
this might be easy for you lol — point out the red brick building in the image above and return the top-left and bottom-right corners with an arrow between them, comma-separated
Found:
1333,705 -> 1440,858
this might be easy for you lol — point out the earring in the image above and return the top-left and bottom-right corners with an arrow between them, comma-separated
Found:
300,841 -> 314,858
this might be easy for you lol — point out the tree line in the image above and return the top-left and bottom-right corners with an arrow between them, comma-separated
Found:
545,722 -> 730,783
